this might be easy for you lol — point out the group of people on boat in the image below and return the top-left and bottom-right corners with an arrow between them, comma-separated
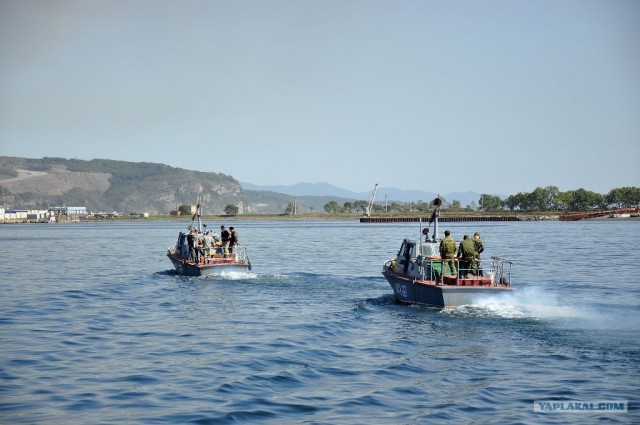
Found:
439,230 -> 484,278
185,224 -> 238,264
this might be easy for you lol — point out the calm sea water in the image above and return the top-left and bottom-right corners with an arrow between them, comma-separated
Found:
1,219 -> 638,424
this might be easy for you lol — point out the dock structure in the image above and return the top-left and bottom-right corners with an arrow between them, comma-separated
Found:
360,216 -> 521,223
559,207 -> 639,221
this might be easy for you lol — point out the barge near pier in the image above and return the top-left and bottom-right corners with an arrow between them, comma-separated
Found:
361,216 -> 521,223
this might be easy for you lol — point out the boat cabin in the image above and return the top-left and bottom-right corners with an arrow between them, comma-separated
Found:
393,239 -> 443,281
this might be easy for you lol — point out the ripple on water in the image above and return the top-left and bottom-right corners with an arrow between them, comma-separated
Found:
0,221 -> 638,424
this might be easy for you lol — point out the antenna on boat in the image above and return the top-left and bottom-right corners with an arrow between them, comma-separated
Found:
192,196 -> 202,232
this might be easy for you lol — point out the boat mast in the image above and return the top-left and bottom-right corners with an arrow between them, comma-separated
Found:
197,203 -> 202,232
430,196 -> 442,241
435,197 -> 442,240
434,203 -> 439,241
191,196 -> 202,232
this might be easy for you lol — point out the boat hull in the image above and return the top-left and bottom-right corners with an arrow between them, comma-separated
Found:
383,269 -> 513,307
168,253 -> 250,277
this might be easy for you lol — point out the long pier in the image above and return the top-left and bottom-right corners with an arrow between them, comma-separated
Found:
360,216 -> 522,223
559,208 -> 639,221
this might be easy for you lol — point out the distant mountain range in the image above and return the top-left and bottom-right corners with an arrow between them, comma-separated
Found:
241,182 -> 484,206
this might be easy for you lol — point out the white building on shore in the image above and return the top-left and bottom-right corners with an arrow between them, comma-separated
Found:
0,206 -> 87,222
1,208 -> 48,221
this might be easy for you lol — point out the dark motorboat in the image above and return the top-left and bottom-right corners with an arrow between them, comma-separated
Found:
381,198 -> 513,307
167,203 -> 251,277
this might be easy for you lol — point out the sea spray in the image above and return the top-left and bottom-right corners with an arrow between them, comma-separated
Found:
472,286 -> 582,319
202,270 -> 259,281
448,286 -> 640,330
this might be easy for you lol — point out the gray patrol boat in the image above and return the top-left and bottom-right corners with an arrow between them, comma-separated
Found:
381,198 -> 513,307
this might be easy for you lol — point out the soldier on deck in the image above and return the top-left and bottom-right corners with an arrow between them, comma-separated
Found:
439,230 -> 457,276
457,234 -> 477,277
220,225 -> 231,257
474,232 -> 485,276
229,226 -> 238,254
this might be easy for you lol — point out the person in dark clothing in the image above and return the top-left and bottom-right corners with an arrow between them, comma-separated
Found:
186,229 -> 197,263
220,225 -> 231,257
229,227 -> 238,254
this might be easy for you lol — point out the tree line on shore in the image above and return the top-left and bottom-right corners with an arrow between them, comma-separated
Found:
320,186 -> 640,214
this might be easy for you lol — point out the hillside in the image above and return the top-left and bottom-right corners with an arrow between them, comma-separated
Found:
0,156 -> 481,215
0,157 -> 245,215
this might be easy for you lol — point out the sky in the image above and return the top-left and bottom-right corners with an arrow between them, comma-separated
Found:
1,0 -> 638,195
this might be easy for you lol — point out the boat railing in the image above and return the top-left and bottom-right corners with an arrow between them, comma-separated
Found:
171,244 -> 249,264
205,244 -> 248,262
416,256 -> 512,286
416,256 -> 440,281
231,245 -> 248,262
489,256 -> 512,286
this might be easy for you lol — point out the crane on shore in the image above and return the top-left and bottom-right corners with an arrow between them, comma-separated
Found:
365,183 -> 378,217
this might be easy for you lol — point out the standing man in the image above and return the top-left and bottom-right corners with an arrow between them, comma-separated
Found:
187,228 -> 199,263
439,230 -> 457,276
229,226 -> 238,254
473,232 -> 485,276
457,234 -> 477,278
220,225 -> 231,257
203,231 -> 213,261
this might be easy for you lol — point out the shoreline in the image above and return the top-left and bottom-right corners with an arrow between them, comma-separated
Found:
2,213 -> 639,225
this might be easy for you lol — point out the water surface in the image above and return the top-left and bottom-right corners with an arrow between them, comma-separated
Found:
1,220 -> 638,423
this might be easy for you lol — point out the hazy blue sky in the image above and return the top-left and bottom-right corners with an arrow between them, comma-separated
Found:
1,0 -> 638,195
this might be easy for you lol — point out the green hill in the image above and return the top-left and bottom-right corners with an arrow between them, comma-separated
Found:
0,156 -> 370,215
0,156 -> 244,215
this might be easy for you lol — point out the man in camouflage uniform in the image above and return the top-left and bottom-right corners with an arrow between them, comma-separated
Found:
473,232 -> 484,276
439,230 -> 457,276
457,234 -> 477,277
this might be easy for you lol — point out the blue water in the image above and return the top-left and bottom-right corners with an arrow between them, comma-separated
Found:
1,220 -> 638,424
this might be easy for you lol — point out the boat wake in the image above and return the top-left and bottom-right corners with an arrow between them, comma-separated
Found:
441,287 -> 583,320
469,287 -> 584,320
202,270 -> 259,280
443,286 -> 638,330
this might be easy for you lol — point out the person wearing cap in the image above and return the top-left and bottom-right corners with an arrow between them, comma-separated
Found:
457,234 -> 477,278
473,232 -> 485,276
439,230 -> 457,276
